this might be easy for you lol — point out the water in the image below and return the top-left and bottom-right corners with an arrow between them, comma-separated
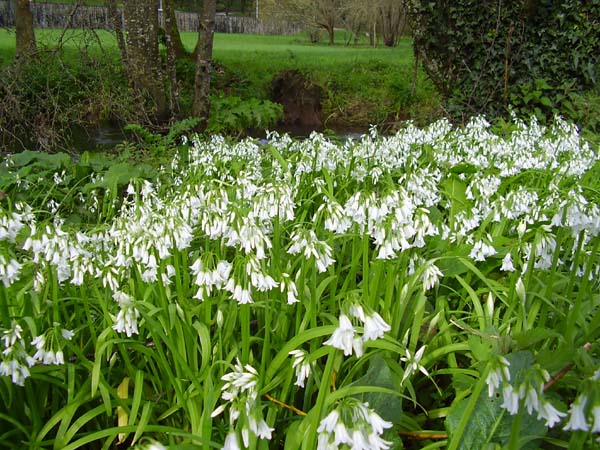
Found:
3,121 -> 372,155
70,123 -> 129,151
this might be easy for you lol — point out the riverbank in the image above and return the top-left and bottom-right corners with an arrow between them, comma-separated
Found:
0,28 -> 442,152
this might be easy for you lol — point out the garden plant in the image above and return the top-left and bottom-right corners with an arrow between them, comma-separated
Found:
0,115 -> 599,449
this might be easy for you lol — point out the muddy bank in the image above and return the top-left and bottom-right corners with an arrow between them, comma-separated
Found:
271,69 -> 325,129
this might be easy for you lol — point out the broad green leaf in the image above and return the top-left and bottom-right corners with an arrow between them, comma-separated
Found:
513,328 -> 560,349
353,355 -> 404,422
446,351 -> 546,450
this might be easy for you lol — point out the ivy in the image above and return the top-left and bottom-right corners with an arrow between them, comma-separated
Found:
408,0 -> 599,123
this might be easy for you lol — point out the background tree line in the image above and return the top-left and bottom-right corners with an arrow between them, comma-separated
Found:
260,0 -> 409,47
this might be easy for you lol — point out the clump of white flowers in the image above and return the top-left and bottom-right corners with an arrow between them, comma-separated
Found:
288,228 -> 335,273
481,355 -> 600,429
289,349 -> 311,388
212,360 -> 273,449
317,398 -> 392,450
323,304 -> 391,357
0,321 -> 74,386
562,369 -> 600,433
112,291 -> 140,337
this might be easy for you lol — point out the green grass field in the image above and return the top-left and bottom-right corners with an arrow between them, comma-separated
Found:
0,28 -> 414,67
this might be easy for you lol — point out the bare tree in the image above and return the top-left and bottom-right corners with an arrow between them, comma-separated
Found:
378,0 -> 407,47
262,0 -> 343,45
15,0 -> 36,59
193,0 -> 217,130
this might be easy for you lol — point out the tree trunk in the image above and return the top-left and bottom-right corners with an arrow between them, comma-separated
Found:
124,0 -> 167,121
327,24 -> 334,45
193,0 -> 217,130
164,0 -> 187,58
15,0 -> 36,59
105,0 -> 128,66
163,0 -> 180,114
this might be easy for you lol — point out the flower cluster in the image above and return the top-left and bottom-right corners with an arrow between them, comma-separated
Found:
486,356 -> 569,428
0,321 -> 74,386
212,360 -> 273,449
317,398 -> 392,450
289,349 -> 311,387
324,304 -> 391,357
563,369 -> 600,433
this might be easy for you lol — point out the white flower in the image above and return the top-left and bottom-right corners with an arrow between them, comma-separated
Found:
215,361 -> 272,446
0,256 -> 22,287
113,306 -> 140,337
61,329 -> 74,342
2,322 -> 23,348
349,304 -> 366,322
591,405 -> 600,433
400,346 -> 429,384
0,359 -> 30,386
232,285 -> 253,305
248,415 -> 274,440
362,312 -> 391,342
500,384 -> 520,415
521,384 -> 540,415
486,356 -> 511,397
146,442 -> 167,450
515,277 -> 526,304
323,315 -> 355,356
280,273 -> 299,305
421,262 -> 443,290
223,432 -> 240,450
288,229 -> 335,272
352,336 -> 364,358
470,239 -> 497,261
289,349 -> 311,387
221,360 -> 259,396
537,400 -> 567,428
214,261 -> 232,287
500,253 -> 515,271
317,400 -> 392,450
112,291 -> 140,337
317,409 -> 340,434
564,395 -> 590,431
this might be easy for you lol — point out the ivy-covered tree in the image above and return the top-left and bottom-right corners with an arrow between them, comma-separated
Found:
408,0 -> 599,120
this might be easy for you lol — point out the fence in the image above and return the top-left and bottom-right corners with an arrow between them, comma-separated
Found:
0,1 -> 301,35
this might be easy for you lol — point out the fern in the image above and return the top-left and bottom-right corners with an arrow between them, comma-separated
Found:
207,96 -> 283,136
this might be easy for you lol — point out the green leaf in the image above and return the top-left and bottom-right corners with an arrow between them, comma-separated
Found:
284,420 -> 304,450
445,351 -> 546,450
353,355 -> 404,422
513,328 -> 560,349
468,335 -> 493,362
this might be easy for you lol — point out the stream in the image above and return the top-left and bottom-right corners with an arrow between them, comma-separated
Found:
2,122 -> 372,155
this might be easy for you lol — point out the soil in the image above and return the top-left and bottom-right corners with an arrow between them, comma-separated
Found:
270,69 -> 324,128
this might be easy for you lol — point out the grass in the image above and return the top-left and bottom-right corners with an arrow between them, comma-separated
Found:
0,116 -> 599,449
